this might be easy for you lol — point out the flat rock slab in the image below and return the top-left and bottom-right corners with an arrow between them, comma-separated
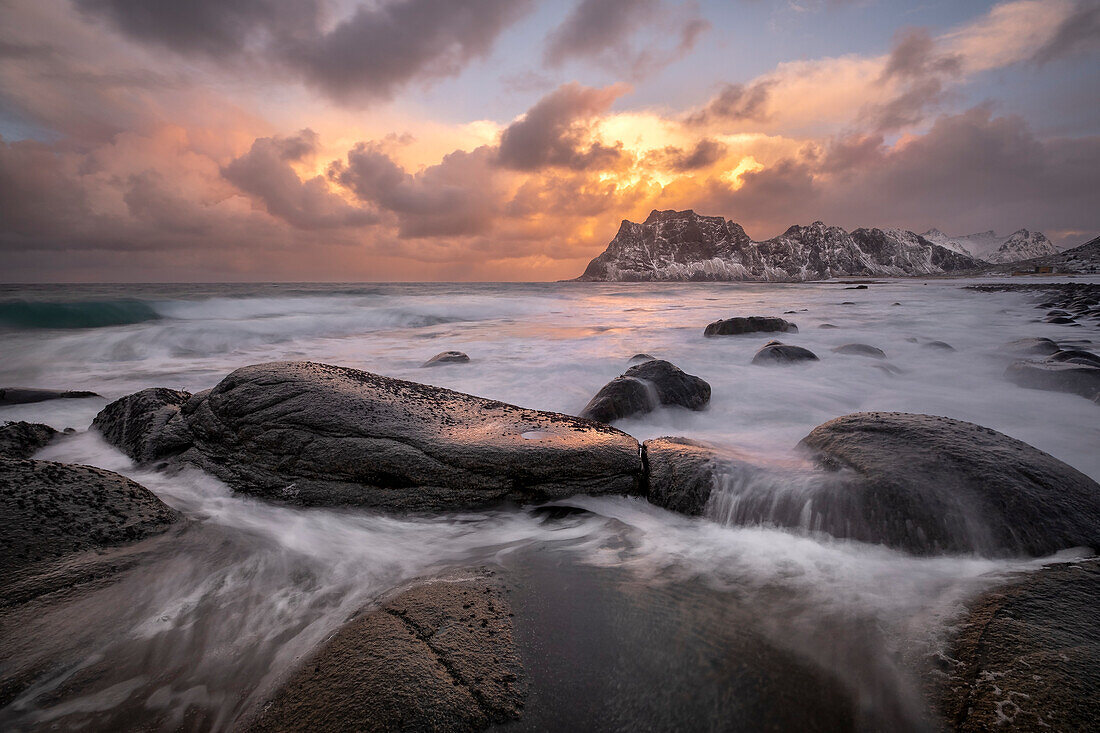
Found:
0,388 -> 100,405
96,362 -> 643,509
0,422 -> 57,458
0,458 -> 180,580
798,412 -> 1100,556
938,559 -> 1100,731
248,572 -> 525,733
1006,360 -> 1100,402
704,316 -> 796,337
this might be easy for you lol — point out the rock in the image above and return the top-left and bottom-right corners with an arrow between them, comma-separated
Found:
938,559 -> 1100,731
1004,337 -> 1060,356
0,388 -> 100,405
818,323 -> 839,329
831,344 -> 886,360
703,316 -> 796,337
422,351 -> 470,367
580,360 -> 710,424
922,341 -> 955,351
891,302 -> 901,306
1006,360 -> 1100,402
844,285 -> 868,290
628,353 -> 656,363
0,458 -> 180,581
840,301 -> 856,305
751,342 -> 819,366
797,412 -> 1100,555
1046,316 -> 1077,325
248,572 -> 525,733
642,437 -> 758,516
0,422 -> 57,458
1049,349 -> 1100,368
91,387 -> 193,463
96,362 -> 642,509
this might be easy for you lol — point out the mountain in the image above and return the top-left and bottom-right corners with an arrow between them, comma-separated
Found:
576,210 -> 983,282
984,234 -> 1100,275
921,228 -> 1058,263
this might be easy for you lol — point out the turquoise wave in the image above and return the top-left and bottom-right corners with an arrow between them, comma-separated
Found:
0,299 -> 163,329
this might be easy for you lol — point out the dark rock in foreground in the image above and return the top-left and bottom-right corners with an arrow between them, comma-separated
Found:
0,458 -> 179,580
831,343 -> 886,360
704,316 -> 796,337
0,388 -> 100,405
580,360 -> 710,424
0,422 -> 57,458
95,362 -> 643,509
751,341 -> 819,365
422,351 -> 470,367
91,387 -> 192,462
248,572 -> 525,733
1006,360 -> 1100,402
938,559 -> 1100,731
643,437 -> 724,515
798,412 -> 1100,555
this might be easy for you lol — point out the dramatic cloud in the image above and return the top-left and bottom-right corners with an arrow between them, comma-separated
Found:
497,83 -> 628,171
651,139 -> 728,171
543,0 -> 710,79
222,130 -> 378,229
686,81 -> 775,126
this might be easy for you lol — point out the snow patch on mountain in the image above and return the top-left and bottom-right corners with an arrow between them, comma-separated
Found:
920,228 -> 1058,263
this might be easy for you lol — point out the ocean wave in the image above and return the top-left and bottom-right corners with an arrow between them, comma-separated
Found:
0,299 -> 162,329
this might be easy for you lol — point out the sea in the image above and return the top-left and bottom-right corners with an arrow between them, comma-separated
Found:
1,279 -> 1097,731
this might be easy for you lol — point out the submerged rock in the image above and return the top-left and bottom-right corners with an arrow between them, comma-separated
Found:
92,387 -> 193,463
751,342 -> 819,365
248,572 -> 525,733
95,362 -> 642,509
1006,360 -> 1100,402
0,458 -> 180,581
704,316 -> 796,337
938,559 -> 1100,731
1004,337 -> 1060,356
422,351 -> 470,367
0,422 -> 57,458
921,341 -> 955,351
831,344 -> 886,360
0,388 -> 100,405
580,359 -> 710,424
1049,349 -> 1100,367
798,412 -> 1100,555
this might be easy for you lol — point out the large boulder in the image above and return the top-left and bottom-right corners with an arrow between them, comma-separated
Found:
704,316 -> 796,337
0,388 -> 100,405
0,458 -> 180,581
0,422 -> 57,458
1006,360 -> 1100,402
95,362 -> 643,509
798,412 -> 1100,556
937,559 -> 1100,731
248,572 -> 525,733
91,387 -> 193,462
580,360 -> 710,424
751,342 -> 819,365
643,437 -> 728,515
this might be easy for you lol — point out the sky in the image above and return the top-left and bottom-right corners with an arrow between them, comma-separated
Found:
1,0 -> 1098,282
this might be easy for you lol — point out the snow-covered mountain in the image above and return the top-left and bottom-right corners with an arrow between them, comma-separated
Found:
920,228 -> 1058,263
576,210 -> 983,282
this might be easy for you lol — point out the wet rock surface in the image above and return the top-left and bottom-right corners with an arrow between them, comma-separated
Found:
0,458 -> 180,581
1006,359 -> 1100,402
831,343 -> 886,359
798,412 -> 1100,555
1004,337 -> 1060,356
938,559 -> 1100,732
0,388 -> 100,405
704,316 -> 796,336
423,351 -> 471,367
751,341 -> 820,365
248,572 -> 525,733
0,421 -> 57,458
580,359 -> 710,424
92,387 -> 193,462
96,362 -> 643,509
643,437 -> 724,515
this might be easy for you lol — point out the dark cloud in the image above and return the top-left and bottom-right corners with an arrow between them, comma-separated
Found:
74,0 -> 321,58
1032,0 -> 1100,65
497,83 -> 627,171
686,80 -> 774,126
653,139 -> 727,171
543,0 -> 709,79
331,143 -> 498,237
863,27 -> 962,132
0,136 -> 91,245
74,0 -> 532,103
222,130 -> 379,229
